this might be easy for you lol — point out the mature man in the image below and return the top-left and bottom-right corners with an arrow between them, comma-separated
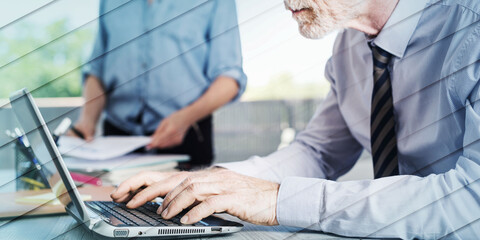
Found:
71,0 -> 246,169
111,0 -> 480,238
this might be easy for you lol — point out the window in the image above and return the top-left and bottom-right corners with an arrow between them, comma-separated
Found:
0,0 -> 99,98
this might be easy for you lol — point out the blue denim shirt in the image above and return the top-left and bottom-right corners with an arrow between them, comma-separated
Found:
84,0 -> 246,135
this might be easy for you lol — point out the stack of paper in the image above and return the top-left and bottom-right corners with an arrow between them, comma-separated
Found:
64,154 -> 188,172
58,136 -> 189,185
58,136 -> 152,160
101,161 -> 180,185
64,155 -> 187,185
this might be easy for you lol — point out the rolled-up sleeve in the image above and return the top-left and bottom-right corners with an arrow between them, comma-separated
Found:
82,0 -> 107,84
205,0 -> 247,100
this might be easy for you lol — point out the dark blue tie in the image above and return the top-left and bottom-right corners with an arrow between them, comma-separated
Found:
370,45 -> 399,178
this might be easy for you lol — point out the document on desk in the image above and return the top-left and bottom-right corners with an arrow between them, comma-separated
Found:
15,192 -> 92,205
58,136 -> 151,160
64,154 -> 189,172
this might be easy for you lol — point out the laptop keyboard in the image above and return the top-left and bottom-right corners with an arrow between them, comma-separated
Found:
85,201 -> 204,227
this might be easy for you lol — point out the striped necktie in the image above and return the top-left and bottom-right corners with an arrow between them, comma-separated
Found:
370,45 -> 399,178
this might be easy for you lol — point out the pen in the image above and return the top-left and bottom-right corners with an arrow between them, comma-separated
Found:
16,141 -> 52,188
20,177 -> 46,189
192,123 -> 204,142
14,128 -> 22,138
14,132 -> 52,188
53,118 -> 72,144
70,126 -> 85,140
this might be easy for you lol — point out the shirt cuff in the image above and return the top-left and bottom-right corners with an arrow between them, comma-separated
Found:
216,68 -> 247,101
276,176 -> 325,229
82,61 -> 103,85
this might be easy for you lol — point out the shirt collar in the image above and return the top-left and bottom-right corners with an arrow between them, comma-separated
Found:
372,0 -> 430,58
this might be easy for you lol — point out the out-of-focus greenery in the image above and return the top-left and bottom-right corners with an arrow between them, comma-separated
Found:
0,19 -> 93,98
0,18 -> 328,101
242,72 -> 330,101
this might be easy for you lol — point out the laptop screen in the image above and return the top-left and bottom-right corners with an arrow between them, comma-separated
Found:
10,89 -> 89,223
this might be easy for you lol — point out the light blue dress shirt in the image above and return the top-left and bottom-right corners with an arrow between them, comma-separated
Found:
84,0 -> 246,135
220,0 -> 480,238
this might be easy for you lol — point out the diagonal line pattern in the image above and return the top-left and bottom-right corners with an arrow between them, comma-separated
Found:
2,0 -> 480,213
2,0 -> 480,237
0,0 -> 285,109
0,4 -> 293,205
0,1 -> 288,190
0,0 -> 60,31
0,0 -> 134,71
0,0 -> 478,197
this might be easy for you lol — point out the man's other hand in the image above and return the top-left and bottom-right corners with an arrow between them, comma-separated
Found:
110,168 -> 280,226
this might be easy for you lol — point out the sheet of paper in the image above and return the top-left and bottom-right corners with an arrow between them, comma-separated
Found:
15,192 -> 91,205
58,136 -> 151,160
64,154 -> 189,172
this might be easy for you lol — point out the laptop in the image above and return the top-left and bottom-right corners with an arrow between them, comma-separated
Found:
9,88 -> 243,238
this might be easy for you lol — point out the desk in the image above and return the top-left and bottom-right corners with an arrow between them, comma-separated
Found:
0,162 -> 361,240
0,174 -> 354,239
0,213 -> 352,239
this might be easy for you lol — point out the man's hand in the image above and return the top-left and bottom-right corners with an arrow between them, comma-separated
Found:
147,110 -> 193,150
110,168 -> 280,226
111,171 -> 191,204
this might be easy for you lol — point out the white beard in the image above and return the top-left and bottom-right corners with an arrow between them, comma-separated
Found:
285,0 -> 364,39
